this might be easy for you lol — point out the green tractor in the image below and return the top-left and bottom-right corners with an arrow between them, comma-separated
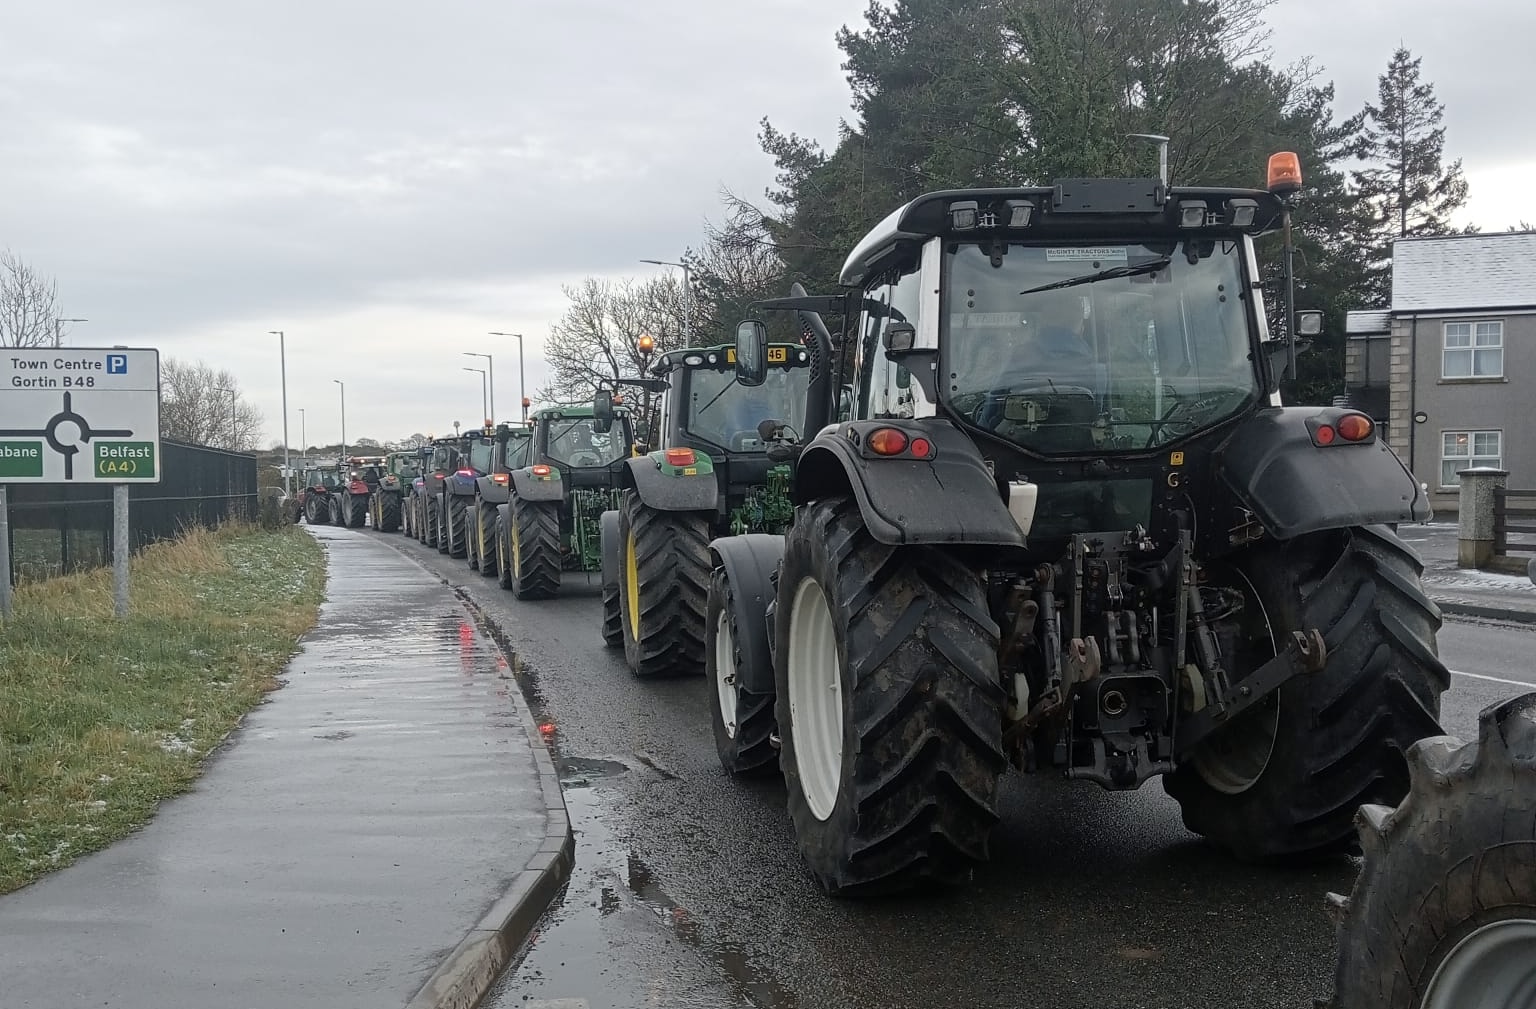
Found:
592,340 -> 812,676
368,450 -> 419,533
468,422 -> 534,576
494,404 -> 636,600
705,150 -> 1449,895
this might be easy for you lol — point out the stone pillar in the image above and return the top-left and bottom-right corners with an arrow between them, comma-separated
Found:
1457,467 -> 1508,568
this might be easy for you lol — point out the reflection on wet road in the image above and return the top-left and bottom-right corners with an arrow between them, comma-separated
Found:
378,532 -> 1536,1009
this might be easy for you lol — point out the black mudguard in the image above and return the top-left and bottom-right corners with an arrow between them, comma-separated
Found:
793,419 -> 1027,547
622,457 -> 718,512
599,509 -> 621,590
709,534 -> 784,695
1217,407 -> 1431,540
510,467 -> 565,503
448,475 -> 478,499
476,477 -> 510,505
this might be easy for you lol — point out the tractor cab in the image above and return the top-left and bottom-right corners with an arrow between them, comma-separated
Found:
344,455 -> 387,494
529,405 -> 634,489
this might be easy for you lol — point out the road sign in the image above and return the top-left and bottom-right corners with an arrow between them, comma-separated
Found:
0,347 -> 161,483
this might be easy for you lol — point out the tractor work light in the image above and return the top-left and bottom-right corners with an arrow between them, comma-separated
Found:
664,448 -> 697,467
1005,199 -> 1034,228
1267,152 -> 1302,195
1178,200 -> 1208,228
1225,198 -> 1258,228
867,428 -> 909,456
949,200 -> 980,231
683,354 -> 704,366
637,334 -> 655,354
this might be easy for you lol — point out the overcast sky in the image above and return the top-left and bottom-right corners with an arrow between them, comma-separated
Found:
3,1 -> 1531,449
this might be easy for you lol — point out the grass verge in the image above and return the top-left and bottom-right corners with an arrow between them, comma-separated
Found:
0,523 -> 327,894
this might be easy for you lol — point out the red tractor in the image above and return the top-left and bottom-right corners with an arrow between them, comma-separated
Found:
335,456 -> 385,528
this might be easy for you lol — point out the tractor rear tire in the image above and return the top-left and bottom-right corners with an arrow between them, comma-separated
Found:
706,566 -> 777,776
496,517 -> 515,590
617,492 -> 711,677
446,496 -> 469,558
601,584 -> 623,647
303,496 -> 327,525
1164,523 -> 1450,861
435,498 -> 451,554
1323,692 -> 1536,1008
475,501 -> 498,576
378,493 -> 401,533
508,495 -> 561,600
774,497 -> 1007,895
349,495 -> 367,529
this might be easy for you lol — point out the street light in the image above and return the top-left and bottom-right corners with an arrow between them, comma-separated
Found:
333,380 -> 346,459
462,366 -> 488,422
640,258 -> 691,346
299,408 -> 307,466
269,330 -> 290,496
54,317 -> 87,348
488,331 -> 526,420
464,351 -> 494,422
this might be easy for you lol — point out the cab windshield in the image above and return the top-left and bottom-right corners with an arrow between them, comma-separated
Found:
546,418 -> 626,468
467,439 -> 494,472
944,239 -> 1260,455
683,366 -> 810,451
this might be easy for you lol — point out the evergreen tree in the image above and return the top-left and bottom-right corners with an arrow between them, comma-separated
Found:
1351,46 -> 1470,286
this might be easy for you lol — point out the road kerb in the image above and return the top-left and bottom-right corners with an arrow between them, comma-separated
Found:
1432,597 -> 1536,625
395,558 -> 574,1009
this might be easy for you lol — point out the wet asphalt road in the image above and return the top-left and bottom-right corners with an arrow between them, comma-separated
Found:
371,529 -> 1536,1009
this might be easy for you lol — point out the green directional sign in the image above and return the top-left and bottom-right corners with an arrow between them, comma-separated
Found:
0,441 -> 45,478
94,441 -> 157,479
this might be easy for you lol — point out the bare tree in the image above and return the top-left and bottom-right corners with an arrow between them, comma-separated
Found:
538,276 -> 689,412
0,250 -> 67,348
159,357 -> 265,451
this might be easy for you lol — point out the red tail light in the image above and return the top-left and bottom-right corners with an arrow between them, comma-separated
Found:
531,464 -> 552,477
492,472 -> 510,485
664,448 -> 696,466
1314,424 -> 1336,446
455,467 -> 475,476
1337,414 -> 1373,442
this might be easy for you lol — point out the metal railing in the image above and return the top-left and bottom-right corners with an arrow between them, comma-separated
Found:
1493,487 -> 1536,557
4,439 -> 257,583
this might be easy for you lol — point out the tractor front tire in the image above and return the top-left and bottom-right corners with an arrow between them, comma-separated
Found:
1164,523 -> 1450,861
617,493 -> 711,677
303,496 -> 327,525
507,495 -> 561,600
774,497 -> 1007,895
601,584 -> 622,647
1324,692 -> 1536,1008
706,566 -> 777,775
496,518 -> 515,590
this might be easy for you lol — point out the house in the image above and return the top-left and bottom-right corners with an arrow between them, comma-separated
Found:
1345,230 -> 1536,514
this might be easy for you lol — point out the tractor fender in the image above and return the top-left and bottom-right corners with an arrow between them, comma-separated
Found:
793,419 -> 1027,547
599,509 -> 621,589
476,476 -> 511,505
1217,406 -> 1431,540
709,533 -> 785,696
510,467 -> 565,503
447,474 -> 478,498
620,453 -> 718,512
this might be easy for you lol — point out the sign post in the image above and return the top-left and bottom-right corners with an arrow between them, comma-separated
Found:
0,485 -> 11,619
0,348 -> 161,618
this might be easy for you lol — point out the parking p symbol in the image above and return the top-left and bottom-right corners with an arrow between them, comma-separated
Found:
107,355 -> 128,374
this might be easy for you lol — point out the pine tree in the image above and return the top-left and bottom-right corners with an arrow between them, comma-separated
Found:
1352,46 -> 1469,244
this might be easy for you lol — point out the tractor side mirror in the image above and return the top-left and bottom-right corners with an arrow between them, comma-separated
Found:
735,320 -> 768,387
592,389 -> 614,434
837,384 -> 854,422
1296,310 -> 1323,337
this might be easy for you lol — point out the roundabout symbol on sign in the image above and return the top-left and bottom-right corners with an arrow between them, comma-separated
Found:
0,391 -> 135,479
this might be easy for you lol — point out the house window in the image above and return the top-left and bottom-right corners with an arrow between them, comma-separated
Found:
1440,430 -> 1502,487
1442,321 -> 1503,378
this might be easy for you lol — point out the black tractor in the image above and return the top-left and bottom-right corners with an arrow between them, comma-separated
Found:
468,422 -> 534,576
707,151 -> 1449,895
441,427 -> 493,560
414,435 -> 464,550
591,339 -> 811,676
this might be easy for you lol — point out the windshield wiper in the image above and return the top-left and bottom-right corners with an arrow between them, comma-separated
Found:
1020,257 -> 1171,295
694,377 -> 738,418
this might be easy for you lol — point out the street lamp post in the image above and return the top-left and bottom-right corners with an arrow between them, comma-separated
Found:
464,351 -> 494,422
269,330 -> 290,496
640,258 -> 691,346
463,366 -> 488,422
299,409 -> 307,467
488,332 -> 526,419
333,380 -> 346,459
53,317 -> 87,348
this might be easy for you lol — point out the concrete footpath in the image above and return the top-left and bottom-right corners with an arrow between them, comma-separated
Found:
0,526 -> 572,1009
1401,521 -> 1536,624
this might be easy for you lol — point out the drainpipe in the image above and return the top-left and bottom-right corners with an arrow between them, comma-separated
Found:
1408,313 -> 1419,482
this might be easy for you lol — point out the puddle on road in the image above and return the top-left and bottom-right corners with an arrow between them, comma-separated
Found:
486,752 -> 798,1009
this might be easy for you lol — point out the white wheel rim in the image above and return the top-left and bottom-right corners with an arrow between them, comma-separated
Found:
1192,567 -> 1280,795
715,607 -> 737,739
1423,919 -> 1536,1009
787,575 -> 842,822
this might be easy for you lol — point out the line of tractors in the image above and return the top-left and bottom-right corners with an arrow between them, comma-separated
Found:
317,150 -> 1535,1005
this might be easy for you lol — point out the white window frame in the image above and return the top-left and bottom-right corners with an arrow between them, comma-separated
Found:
1439,429 -> 1503,488
1442,320 -> 1504,379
